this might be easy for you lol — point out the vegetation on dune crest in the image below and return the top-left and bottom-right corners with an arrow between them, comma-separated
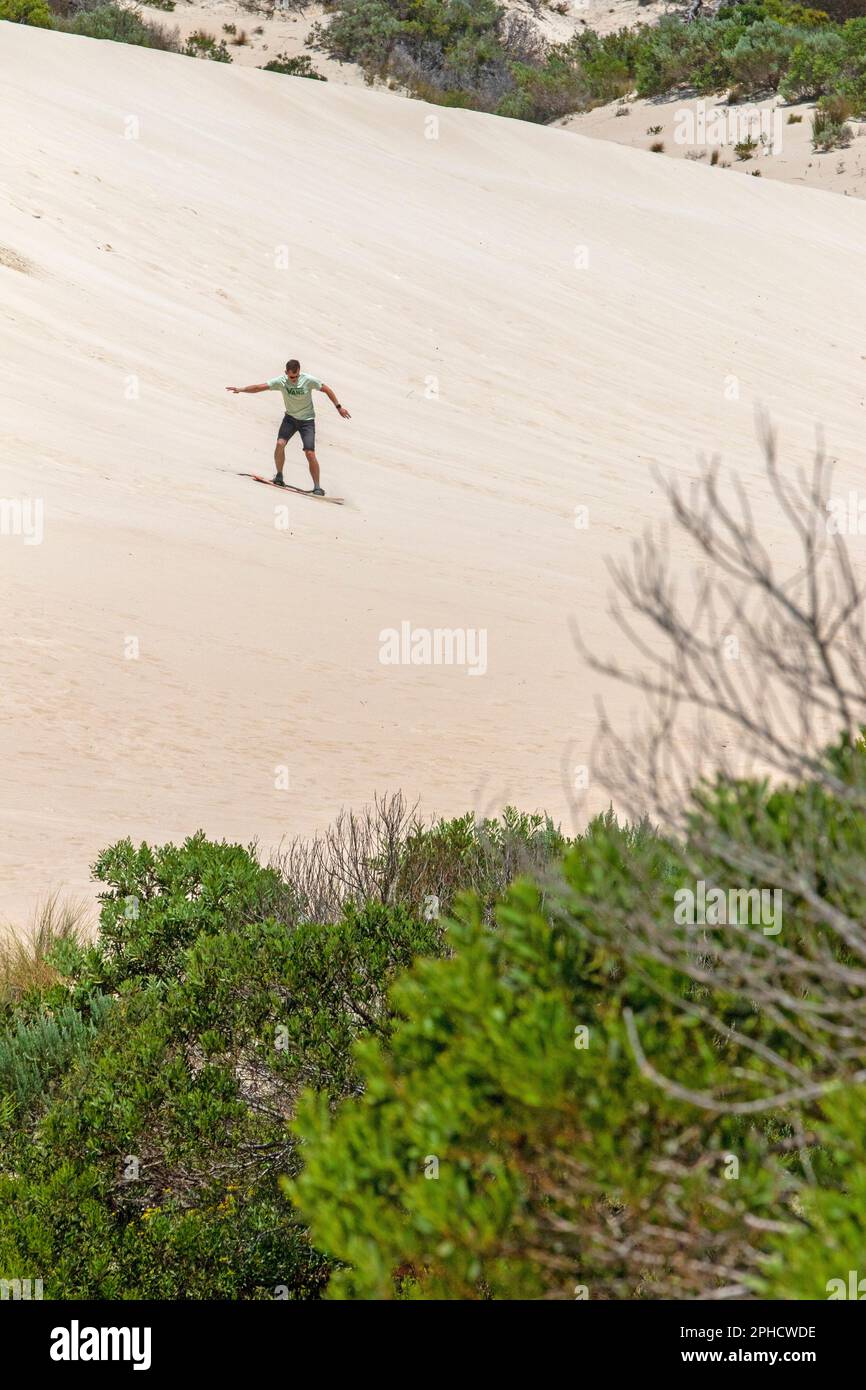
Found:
309,0 -> 866,121
48,0 -> 180,48
0,0 -> 53,25
9,0 -> 866,125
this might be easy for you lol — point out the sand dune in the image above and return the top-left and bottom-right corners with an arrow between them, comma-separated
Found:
2,22 -> 866,924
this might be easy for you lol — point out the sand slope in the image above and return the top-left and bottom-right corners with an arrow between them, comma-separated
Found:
2,23 -> 866,923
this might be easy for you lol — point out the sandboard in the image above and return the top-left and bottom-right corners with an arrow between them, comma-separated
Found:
239,472 -> 344,505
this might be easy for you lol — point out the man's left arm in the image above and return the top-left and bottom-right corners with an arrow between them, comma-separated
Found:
319,383 -> 351,418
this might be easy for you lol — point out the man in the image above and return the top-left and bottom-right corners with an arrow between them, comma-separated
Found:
226,359 -> 350,494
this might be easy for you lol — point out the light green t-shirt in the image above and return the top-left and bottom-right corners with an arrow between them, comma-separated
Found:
267,371 -> 323,421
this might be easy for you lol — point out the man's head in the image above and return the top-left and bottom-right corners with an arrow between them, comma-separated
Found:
285,358 -> 301,382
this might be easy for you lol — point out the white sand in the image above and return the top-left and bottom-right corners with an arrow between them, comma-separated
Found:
2,23 -> 866,926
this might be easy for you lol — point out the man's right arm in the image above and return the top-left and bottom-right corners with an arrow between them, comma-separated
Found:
225,383 -> 270,394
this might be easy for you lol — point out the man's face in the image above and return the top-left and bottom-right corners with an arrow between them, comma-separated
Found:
287,367 -> 300,383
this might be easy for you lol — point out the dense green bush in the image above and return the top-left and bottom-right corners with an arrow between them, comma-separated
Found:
314,0 -> 503,79
82,831 -> 287,990
0,0 -> 52,25
291,753 -> 866,1299
633,16 -> 724,95
0,813 -> 547,1297
56,3 -> 178,49
570,27 -> 642,102
289,818 -> 778,1298
0,996 -> 112,1115
764,1090 -> 866,1298
722,18 -> 802,88
780,28 -> 846,96
3,754 -> 866,1300
395,805 -> 566,919
0,896 -> 443,1294
311,0 -> 866,119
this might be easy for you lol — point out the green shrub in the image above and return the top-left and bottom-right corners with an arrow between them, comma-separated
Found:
722,19 -> 802,90
262,52 -> 327,78
311,0 -> 405,72
779,28 -> 845,95
764,1090 -> 866,1298
82,831 -> 286,990
182,30 -> 232,61
58,3 -> 178,48
0,0 -> 52,24
3,754 -> 866,1300
290,817 -> 784,1299
634,17 -> 724,96
273,793 -> 567,925
496,59 -> 588,120
0,807 -> 561,1297
811,90 -> 854,140
0,996 -> 112,1115
572,27 -> 642,102
395,805 -> 566,920
763,0 -> 832,24
0,829 -> 451,1298
291,749 -> 866,1299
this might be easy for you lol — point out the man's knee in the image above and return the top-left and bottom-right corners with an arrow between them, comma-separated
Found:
304,449 -> 317,460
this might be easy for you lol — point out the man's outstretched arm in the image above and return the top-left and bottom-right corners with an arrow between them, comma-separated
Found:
225,383 -> 270,394
319,384 -> 351,418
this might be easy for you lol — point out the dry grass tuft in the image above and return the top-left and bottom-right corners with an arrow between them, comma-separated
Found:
0,895 -> 91,1006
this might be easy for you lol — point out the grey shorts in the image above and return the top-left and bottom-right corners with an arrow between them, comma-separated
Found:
277,414 -> 315,450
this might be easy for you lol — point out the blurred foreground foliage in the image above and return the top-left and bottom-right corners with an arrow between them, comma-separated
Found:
0,771 -> 864,1298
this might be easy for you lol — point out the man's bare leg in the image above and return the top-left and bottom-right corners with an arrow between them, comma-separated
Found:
304,449 -> 321,489
274,438 -> 287,479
